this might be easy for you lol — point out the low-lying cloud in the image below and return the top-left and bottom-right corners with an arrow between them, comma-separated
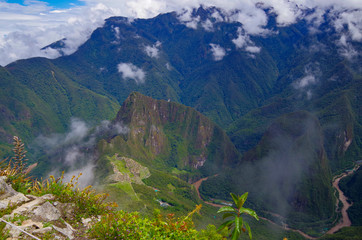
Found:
293,63 -> 321,99
232,27 -> 261,54
117,62 -> 146,84
234,113 -> 323,217
294,75 -> 316,89
144,41 -> 161,58
210,43 -> 226,61
34,118 -> 129,187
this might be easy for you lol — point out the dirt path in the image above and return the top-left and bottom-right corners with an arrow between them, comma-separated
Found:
327,165 -> 360,234
192,175 -> 223,208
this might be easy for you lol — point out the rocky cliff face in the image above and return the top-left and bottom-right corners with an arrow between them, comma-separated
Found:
100,92 -> 240,175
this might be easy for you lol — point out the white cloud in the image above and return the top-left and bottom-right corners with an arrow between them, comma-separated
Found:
165,62 -> 171,70
96,120 -> 130,135
245,45 -> 261,53
210,43 -> 226,61
338,43 -> 359,61
202,19 -> 214,31
262,0 -> 303,26
0,0 -> 361,65
334,10 -> 362,42
118,62 -> 146,84
228,8 -> 268,35
0,2 -> 120,66
211,10 -> 226,22
177,9 -> 200,29
232,27 -> 261,53
293,64 -> 321,99
232,31 -> 248,48
113,26 -> 121,40
294,75 -> 316,89
144,41 -> 161,58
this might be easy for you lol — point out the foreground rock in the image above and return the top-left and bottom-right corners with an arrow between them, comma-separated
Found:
0,177 -> 98,239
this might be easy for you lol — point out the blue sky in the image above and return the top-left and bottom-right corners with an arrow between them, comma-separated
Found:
5,0 -> 84,9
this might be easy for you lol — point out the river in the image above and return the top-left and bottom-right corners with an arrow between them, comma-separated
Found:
327,165 -> 360,234
193,165 -> 360,239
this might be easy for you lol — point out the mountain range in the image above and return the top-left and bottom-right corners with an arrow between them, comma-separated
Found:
0,6 -> 361,239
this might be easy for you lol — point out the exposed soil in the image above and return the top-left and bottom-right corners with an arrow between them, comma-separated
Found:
192,175 -> 223,208
327,165 -> 360,234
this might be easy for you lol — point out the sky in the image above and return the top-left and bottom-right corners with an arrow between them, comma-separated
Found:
0,0 -> 361,66
5,0 -> 85,9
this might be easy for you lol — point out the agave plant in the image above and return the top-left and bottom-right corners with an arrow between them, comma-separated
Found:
217,192 -> 259,240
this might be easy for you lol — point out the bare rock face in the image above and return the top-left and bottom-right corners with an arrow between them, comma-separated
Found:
0,193 -> 29,210
33,201 -> 62,222
0,176 -> 18,200
53,221 -> 75,240
0,176 -> 30,210
11,194 -> 52,217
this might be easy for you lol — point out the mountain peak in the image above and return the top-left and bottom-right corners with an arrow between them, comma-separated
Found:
108,92 -> 240,175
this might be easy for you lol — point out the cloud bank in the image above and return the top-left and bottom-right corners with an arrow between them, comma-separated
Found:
0,2 -> 120,66
0,0 -> 361,66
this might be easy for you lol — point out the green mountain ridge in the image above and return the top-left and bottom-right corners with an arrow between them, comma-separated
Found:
0,58 -> 120,156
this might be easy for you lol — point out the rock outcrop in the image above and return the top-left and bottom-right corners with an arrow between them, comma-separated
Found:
0,177 -> 97,239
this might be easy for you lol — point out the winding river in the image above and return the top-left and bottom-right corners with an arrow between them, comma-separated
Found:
327,165 -> 360,234
193,166 -> 360,239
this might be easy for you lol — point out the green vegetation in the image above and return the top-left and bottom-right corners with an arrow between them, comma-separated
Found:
201,111 -> 336,236
217,192 -> 259,240
0,60 -> 119,161
0,137 -> 224,239
88,206 -> 203,239
320,226 -> 362,240
31,173 -> 117,221
106,92 -> 239,176
339,167 -> 362,225
0,9 -> 361,238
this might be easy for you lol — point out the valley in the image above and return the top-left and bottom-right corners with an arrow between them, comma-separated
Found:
195,165 -> 361,239
0,2 -> 361,239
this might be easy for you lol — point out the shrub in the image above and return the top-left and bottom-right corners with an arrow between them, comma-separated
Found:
88,205 -> 203,239
30,173 -> 117,221
217,192 -> 259,240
